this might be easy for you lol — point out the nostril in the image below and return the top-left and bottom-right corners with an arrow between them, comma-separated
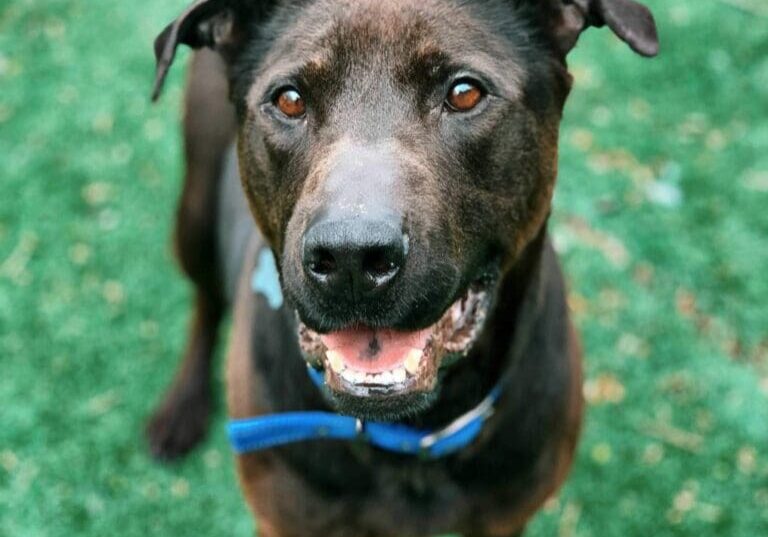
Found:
309,248 -> 337,276
362,247 -> 400,280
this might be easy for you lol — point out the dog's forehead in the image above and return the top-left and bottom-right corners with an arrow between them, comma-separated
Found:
249,0 -> 528,98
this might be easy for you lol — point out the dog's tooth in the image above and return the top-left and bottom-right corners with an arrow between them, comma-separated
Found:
393,368 -> 406,384
326,350 -> 345,374
452,301 -> 463,322
341,369 -> 355,383
366,374 -> 376,384
379,370 -> 394,385
404,349 -> 423,376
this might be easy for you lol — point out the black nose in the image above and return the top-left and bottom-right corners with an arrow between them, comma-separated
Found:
303,218 -> 407,299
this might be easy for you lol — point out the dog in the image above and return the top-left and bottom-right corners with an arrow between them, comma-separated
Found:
146,1 -> 658,535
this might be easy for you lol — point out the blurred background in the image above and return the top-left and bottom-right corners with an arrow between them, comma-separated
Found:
1,0 -> 766,535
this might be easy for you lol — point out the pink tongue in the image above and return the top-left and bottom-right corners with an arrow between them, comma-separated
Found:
320,327 -> 431,373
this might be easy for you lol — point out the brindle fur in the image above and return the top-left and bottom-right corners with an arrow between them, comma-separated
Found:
147,0 -> 657,534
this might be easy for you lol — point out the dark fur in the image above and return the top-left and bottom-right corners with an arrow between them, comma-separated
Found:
147,0 -> 658,534
146,49 -> 236,459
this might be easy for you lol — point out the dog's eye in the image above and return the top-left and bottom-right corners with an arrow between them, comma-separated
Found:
445,79 -> 484,112
274,87 -> 306,119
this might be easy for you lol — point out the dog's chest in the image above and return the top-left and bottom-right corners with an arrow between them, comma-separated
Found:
244,427 -> 546,537
256,449 -> 486,536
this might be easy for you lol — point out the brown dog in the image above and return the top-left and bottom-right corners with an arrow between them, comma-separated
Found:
147,1 -> 658,535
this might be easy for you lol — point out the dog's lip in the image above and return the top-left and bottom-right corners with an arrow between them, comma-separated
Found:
297,280 -> 490,398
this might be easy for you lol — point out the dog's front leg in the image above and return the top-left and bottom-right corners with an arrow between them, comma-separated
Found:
146,291 -> 222,460
146,49 -> 235,460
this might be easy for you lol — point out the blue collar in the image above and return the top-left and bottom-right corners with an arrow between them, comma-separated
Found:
228,249 -> 503,458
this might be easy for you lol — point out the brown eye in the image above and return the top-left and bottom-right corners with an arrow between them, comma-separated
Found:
446,79 -> 484,112
275,87 -> 305,118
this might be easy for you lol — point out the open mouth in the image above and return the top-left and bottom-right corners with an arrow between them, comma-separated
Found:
298,281 -> 491,401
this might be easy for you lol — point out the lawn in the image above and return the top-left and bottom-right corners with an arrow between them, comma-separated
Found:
0,0 -> 766,536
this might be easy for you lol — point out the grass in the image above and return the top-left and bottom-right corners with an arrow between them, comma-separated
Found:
0,0 -> 766,535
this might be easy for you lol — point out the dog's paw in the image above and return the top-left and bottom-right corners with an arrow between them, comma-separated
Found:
145,386 -> 211,462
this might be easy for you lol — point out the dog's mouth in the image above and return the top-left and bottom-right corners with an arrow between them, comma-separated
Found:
298,281 -> 490,402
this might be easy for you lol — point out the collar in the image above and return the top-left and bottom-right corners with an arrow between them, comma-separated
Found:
229,249 -> 505,459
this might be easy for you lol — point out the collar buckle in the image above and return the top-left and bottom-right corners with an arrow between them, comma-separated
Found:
418,393 -> 497,456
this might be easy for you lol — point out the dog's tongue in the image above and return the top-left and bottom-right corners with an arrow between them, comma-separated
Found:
320,327 -> 431,373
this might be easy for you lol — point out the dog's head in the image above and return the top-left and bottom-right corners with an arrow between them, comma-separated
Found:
154,0 -> 657,420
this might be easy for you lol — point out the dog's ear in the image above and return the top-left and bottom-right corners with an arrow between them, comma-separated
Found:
529,0 -> 659,58
152,0 -> 256,101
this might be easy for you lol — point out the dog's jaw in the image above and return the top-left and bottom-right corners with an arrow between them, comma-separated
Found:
297,282 -> 490,413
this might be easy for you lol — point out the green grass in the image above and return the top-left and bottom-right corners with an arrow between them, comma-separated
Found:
1,0 -> 766,535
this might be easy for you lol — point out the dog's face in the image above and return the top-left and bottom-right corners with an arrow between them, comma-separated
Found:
240,0 -> 567,419
154,0 -> 657,420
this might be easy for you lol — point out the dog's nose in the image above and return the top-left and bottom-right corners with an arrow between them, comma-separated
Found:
303,218 -> 407,299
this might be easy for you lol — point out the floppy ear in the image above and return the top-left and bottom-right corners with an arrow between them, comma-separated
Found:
152,0 -> 255,101
536,0 -> 659,58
